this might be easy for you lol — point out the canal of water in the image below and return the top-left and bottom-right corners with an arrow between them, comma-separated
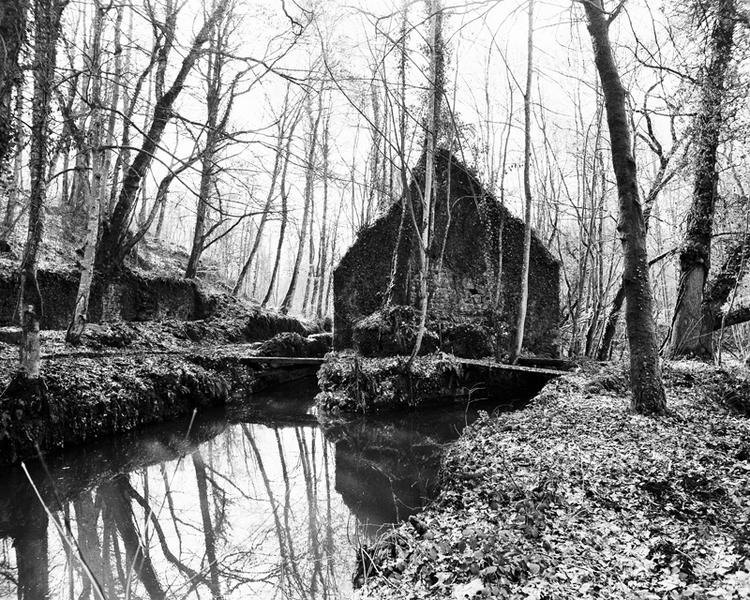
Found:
0,378 -> 518,599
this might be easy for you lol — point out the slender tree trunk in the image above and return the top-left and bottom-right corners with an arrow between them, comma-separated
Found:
510,0 -> 535,363
597,135 -> 683,360
409,0 -> 442,361
66,0 -> 107,344
385,0 -> 410,308
2,83 -> 24,242
670,0 -> 735,357
314,116 -> 330,318
583,0 -> 666,414
262,133 -> 294,308
0,0 -> 27,184
494,78 -> 514,360
18,0 -> 68,380
323,207 -> 340,316
136,70 -> 154,232
108,7 -> 135,217
280,89 -> 323,314
367,78 -> 381,223
301,199 -> 315,315
185,21 -> 223,279
101,6 -> 123,203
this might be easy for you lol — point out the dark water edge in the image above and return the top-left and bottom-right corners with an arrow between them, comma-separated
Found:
0,377 -> 522,600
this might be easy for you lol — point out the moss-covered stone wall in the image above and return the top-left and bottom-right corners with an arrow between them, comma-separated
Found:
333,149 -> 560,357
333,207 -> 405,347
0,269 -> 203,329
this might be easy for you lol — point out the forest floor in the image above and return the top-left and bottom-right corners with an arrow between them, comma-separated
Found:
357,360 -> 750,600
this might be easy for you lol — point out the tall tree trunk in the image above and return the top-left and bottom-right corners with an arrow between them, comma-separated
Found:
314,116 -> 330,319
583,0 -> 666,414
18,0 -> 68,380
185,19 -> 223,279
323,207 -> 340,316
66,0 -> 107,344
108,7 -> 135,217
261,137 -> 294,308
670,0 -> 735,357
101,5 -> 123,206
493,77 -> 514,360
510,0 -> 534,363
597,131 -> 683,361
367,78 -> 381,223
409,0 -> 442,362
384,0 -> 410,309
2,83 -> 24,242
280,89 -> 323,315
0,0 -> 28,185
301,199 -> 315,315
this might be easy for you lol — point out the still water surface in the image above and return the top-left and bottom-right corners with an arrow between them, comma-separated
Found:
0,378 -> 512,599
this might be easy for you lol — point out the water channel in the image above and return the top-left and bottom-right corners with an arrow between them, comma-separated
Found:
0,378 -> 518,599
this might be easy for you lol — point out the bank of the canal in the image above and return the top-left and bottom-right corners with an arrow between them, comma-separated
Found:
356,361 -> 750,599
0,313 -> 330,465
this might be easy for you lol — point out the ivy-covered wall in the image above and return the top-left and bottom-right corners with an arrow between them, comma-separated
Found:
333,149 -> 560,357
0,270 -> 204,329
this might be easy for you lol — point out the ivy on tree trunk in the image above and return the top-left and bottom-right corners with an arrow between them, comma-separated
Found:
582,0 -> 666,414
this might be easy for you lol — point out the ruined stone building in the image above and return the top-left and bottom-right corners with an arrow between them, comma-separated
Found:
333,149 -> 560,358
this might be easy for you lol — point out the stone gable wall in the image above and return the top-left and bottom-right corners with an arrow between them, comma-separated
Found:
333,150 -> 560,357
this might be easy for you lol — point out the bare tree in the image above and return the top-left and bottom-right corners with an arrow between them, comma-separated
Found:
261,126 -> 296,308
185,0 -> 237,279
97,0 -> 229,272
409,0 -> 443,361
17,0 -> 69,380
66,0 -> 109,344
280,83 -> 323,314
233,88 -> 301,296
581,0 -> 666,414
510,0 -> 535,363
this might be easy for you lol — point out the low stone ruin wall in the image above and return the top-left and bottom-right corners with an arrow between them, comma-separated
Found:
0,269 -> 214,329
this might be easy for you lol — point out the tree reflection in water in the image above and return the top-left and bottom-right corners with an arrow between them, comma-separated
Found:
0,381 -> 509,599
0,420 -> 357,599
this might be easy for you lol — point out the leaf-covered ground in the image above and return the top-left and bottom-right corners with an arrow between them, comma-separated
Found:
358,361 -> 750,599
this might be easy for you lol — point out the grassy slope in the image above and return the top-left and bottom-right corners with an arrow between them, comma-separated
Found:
359,362 -> 750,599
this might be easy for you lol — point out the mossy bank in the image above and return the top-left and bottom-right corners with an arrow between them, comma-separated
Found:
0,315 -> 330,466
